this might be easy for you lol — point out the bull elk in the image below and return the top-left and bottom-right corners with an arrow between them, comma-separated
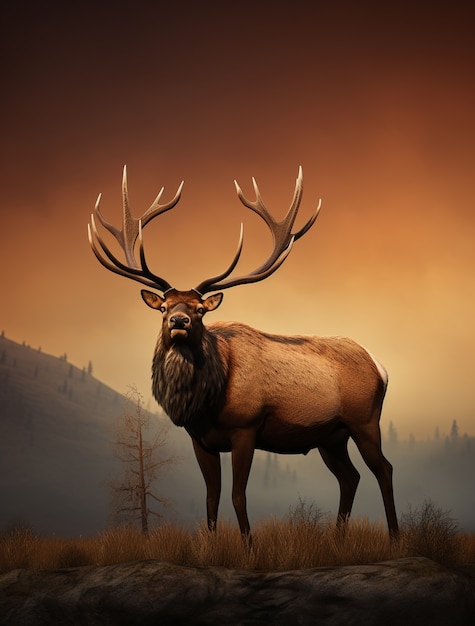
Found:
88,166 -> 399,540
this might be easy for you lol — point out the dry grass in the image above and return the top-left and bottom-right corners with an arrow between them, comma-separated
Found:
1,500 -> 474,572
399,499 -> 467,567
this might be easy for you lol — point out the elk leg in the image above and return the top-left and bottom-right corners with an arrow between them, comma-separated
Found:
351,423 -> 399,540
231,429 -> 256,537
318,438 -> 360,528
192,439 -> 221,531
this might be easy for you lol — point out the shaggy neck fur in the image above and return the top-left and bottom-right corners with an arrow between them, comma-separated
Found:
151,329 -> 228,427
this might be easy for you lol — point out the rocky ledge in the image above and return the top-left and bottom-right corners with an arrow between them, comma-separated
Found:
0,557 -> 474,625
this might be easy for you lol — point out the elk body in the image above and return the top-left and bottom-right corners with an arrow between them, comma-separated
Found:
88,167 -> 399,539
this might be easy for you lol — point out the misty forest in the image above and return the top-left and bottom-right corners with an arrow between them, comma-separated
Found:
0,332 -> 474,537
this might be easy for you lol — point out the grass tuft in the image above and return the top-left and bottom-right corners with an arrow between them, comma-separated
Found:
400,499 -> 464,567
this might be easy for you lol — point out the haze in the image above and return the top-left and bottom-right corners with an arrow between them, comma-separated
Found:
1,1 -> 474,440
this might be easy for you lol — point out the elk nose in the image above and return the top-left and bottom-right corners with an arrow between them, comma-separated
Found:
169,315 -> 191,329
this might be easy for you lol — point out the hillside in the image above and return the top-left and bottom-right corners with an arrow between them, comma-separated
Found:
0,335 -> 123,441
0,335 -> 130,534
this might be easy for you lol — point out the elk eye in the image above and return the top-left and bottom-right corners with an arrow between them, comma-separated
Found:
159,305 -> 166,313
197,307 -> 205,315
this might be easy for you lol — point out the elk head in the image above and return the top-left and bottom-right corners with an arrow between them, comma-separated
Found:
88,165 -> 321,322
140,289 -> 223,350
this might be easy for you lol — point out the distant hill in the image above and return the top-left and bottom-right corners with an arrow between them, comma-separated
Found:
0,334 -> 131,534
1,334 -> 474,535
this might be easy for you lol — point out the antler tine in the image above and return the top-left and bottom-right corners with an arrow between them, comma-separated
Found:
195,167 -> 320,295
235,176 -> 274,227
137,221 -> 173,291
88,215 -> 146,282
88,213 -> 170,290
294,197 -> 322,241
235,165 -> 304,239
118,165 -> 184,266
234,165 -> 307,276
141,179 -> 185,227
88,167 -> 182,291
194,224 -> 244,296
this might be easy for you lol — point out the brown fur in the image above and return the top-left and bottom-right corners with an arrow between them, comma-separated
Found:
152,330 -> 228,427
143,290 -> 398,540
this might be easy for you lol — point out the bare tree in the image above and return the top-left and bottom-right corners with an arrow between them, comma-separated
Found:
111,385 -> 175,533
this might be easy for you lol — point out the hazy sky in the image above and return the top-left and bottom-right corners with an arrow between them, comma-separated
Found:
1,1 -> 474,439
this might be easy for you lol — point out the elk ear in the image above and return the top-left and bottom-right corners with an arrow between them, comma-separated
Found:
203,292 -> 223,312
141,289 -> 165,309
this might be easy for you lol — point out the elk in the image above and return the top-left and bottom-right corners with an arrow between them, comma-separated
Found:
88,166 -> 399,540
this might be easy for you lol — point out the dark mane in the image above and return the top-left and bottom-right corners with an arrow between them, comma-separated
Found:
151,330 -> 228,427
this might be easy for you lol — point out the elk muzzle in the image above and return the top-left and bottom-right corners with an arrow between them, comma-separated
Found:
168,314 -> 191,339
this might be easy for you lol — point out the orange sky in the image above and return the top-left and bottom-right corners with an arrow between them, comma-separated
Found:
1,1 -> 474,438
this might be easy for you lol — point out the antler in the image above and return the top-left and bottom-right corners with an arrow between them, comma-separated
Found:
88,165 -> 184,291
194,166 -> 321,295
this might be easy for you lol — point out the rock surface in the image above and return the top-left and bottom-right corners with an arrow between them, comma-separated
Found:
0,557 -> 474,625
